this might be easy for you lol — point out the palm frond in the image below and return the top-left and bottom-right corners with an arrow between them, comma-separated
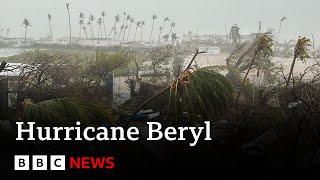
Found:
168,67 -> 234,122
22,98 -> 111,126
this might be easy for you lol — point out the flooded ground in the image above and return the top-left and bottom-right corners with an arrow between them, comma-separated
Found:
185,53 -> 319,81
0,48 -> 22,58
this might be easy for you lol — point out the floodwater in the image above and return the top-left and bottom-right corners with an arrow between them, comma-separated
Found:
0,48 -> 22,58
184,53 -> 319,81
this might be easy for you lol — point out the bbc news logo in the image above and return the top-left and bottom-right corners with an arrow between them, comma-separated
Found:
14,155 -> 115,171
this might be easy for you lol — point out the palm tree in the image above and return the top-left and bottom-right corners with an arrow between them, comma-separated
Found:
6,28 -> 9,37
235,33 -> 273,103
82,26 -> 88,39
65,3 -> 72,45
107,26 -> 115,39
163,34 -> 169,43
168,22 -> 176,35
122,25 -> 128,43
108,14 -> 120,40
286,37 -> 311,88
126,17 -> 134,41
275,16 -> 287,51
171,33 -> 178,44
158,17 -> 169,42
97,18 -> 103,38
133,51 -> 233,122
133,21 -> 141,41
79,13 -> 85,38
157,26 -> 163,43
101,11 -> 107,38
117,12 -> 126,41
149,14 -> 157,43
79,19 -> 84,38
122,15 -> 131,42
48,14 -> 53,41
117,24 -> 124,41
22,18 -> 31,40
140,21 -> 145,41
89,15 -> 95,38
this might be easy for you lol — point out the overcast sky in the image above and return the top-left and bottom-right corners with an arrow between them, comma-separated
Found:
0,0 -> 319,42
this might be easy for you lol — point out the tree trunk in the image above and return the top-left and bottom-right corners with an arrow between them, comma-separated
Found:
235,51 -> 258,103
149,20 -> 154,43
127,23 -> 133,41
158,29 -> 162,43
90,25 -> 94,39
67,9 -> 72,45
133,26 -> 138,41
24,27 -> 27,40
286,56 -> 297,88
133,50 -> 202,114
103,17 -> 107,38
141,27 -> 144,41
49,21 -> 53,41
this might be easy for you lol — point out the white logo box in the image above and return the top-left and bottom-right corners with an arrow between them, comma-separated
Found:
14,155 -> 65,171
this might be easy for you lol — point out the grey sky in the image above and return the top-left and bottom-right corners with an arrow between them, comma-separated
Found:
0,0 -> 319,42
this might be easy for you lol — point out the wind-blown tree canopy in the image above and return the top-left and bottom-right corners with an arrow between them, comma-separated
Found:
48,14 -> 53,41
133,50 -> 233,124
168,67 -> 234,122
65,3 -> 72,45
22,18 -> 31,40
286,36 -> 311,88
235,32 -> 273,102
20,98 -> 112,127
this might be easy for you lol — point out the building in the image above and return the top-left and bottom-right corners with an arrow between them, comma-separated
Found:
199,46 -> 221,55
0,63 -> 30,111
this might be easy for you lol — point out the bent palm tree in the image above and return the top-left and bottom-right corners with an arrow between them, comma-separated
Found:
89,15 -> 95,38
275,16 -> 287,51
286,37 -> 311,88
101,11 -> 107,38
168,22 -> 175,35
149,15 -> 157,43
97,18 -> 103,38
122,15 -> 130,42
235,33 -> 273,103
117,12 -> 126,41
22,18 -> 31,40
82,26 -> 88,39
157,26 -> 163,43
66,3 -> 72,45
79,12 -> 85,38
126,17 -> 134,41
48,14 -> 53,41
158,17 -> 169,42
108,14 -> 120,40
140,21 -> 145,41
133,50 -> 233,122
6,28 -> 9,37
133,21 -> 141,41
